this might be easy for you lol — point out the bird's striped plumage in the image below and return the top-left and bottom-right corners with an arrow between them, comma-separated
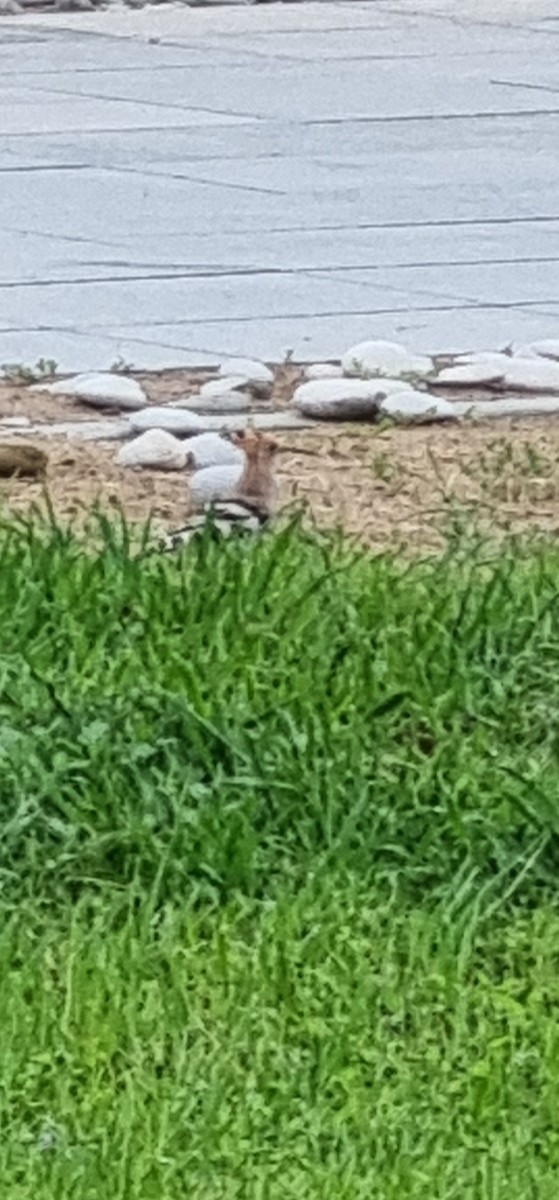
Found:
161,429 -> 278,552
160,498 -> 269,550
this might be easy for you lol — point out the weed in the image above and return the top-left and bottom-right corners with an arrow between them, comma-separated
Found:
463,437 -> 559,504
371,450 -> 400,484
109,356 -> 134,374
1,358 -> 58,385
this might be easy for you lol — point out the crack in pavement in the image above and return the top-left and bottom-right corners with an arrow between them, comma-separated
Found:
0,119 -> 260,140
301,107 -> 559,125
112,162 -> 285,196
0,163 -> 92,174
4,214 -> 559,249
491,78 -> 559,96
71,298 -> 559,332
2,255 -> 559,291
19,79 -> 266,124
5,104 -> 559,140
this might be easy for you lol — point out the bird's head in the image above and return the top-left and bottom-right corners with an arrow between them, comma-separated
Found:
230,429 -> 279,460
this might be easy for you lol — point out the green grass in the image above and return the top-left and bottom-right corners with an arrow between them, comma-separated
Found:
4,893 -> 559,1198
1,511 -> 559,1196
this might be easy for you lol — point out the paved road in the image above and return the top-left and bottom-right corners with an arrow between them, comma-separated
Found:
2,0 -> 559,369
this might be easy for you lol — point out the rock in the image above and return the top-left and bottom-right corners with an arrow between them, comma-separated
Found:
0,416 -> 31,428
439,353 -> 559,392
508,344 -> 539,359
0,1 -> 24,14
30,419 -> 130,441
218,358 -> 274,386
342,340 -> 432,379
117,430 -> 188,471
199,376 -> 250,398
516,340 -> 559,362
504,359 -> 559,393
189,463 -> 243,506
292,377 -> 411,421
0,443 -> 47,479
303,363 -> 344,380
30,373 -> 148,411
171,391 -> 250,415
454,352 -> 512,367
140,411 -> 310,435
379,390 -> 457,424
452,397 -> 559,420
435,362 -> 506,387
199,412 -> 315,432
182,432 -> 244,470
130,407 -> 205,435
176,393 -> 249,417
55,0 -> 94,9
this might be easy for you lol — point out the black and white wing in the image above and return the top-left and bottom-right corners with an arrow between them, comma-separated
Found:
159,499 -> 269,552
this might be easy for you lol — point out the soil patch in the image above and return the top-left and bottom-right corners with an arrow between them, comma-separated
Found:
2,366 -> 559,550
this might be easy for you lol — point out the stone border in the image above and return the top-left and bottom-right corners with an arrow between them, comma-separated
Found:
4,341 -> 559,460
1,0 -> 287,15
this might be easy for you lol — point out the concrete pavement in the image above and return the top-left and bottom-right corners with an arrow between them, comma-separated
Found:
1,0 -> 559,369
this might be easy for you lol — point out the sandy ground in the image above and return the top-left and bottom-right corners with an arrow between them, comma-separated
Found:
2,366 -> 559,552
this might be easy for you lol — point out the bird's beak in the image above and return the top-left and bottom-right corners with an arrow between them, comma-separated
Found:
276,445 -> 320,457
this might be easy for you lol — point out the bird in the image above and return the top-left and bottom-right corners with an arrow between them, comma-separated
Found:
160,428 -> 279,551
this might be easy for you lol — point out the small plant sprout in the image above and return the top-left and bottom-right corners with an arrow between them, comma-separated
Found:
1,358 -> 58,384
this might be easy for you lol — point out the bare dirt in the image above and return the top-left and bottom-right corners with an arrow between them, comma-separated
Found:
2,365 -> 559,552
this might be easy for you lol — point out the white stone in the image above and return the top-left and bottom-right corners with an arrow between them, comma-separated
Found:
379,390 -> 457,423
454,352 -> 512,367
117,429 -> 188,471
30,419 -> 130,441
452,397 -> 559,420
292,377 -> 411,420
199,376 -> 250,398
342,340 -> 432,379
435,363 -> 506,386
0,416 -> 31,428
130,406 -> 205,435
508,344 -> 540,359
29,372 -> 148,410
218,358 -> 274,386
201,412 -> 313,432
183,432 -> 244,470
171,390 -> 250,414
521,339 -> 559,363
189,463 -> 243,506
449,353 -> 559,393
303,363 -> 344,380
504,359 -> 559,392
